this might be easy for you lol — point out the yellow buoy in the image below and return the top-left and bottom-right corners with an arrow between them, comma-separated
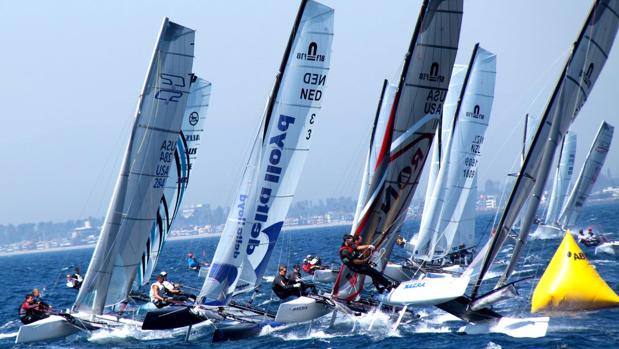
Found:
531,230 -> 619,313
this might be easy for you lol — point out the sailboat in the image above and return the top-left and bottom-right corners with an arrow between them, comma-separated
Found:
434,0 -> 618,337
378,43 -> 497,308
532,132 -> 577,238
141,0 -> 335,339
135,77 -> 211,291
15,18 -> 196,344
331,0 -> 464,311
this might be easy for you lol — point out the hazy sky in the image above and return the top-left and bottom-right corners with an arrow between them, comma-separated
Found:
0,1 -> 618,225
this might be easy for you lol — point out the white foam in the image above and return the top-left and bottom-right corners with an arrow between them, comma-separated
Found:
484,341 -> 502,349
0,331 -> 17,339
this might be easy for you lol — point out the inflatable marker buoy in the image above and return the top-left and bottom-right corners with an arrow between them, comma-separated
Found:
531,230 -> 619,313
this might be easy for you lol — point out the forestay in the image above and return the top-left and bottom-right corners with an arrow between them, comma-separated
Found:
414,45 -> 496,261
333,0 -> 463,301
74,18 -> 195,315
558,121 -> 614,227
477,0 -> 619,294
137,78 -> 211,287
543,132 -> 576,226
199,0 -> 334,305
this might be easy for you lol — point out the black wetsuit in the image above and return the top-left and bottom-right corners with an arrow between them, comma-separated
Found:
19,302 -> 48,324
340,245 -> 392,291
272,274 -> 305,300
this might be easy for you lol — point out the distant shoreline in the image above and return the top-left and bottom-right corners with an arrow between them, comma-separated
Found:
0,221 -> 353,257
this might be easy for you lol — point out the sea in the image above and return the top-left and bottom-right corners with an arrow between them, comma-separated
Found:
1,202 -> 618,349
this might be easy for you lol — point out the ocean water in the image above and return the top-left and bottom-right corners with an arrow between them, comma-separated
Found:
1,202 -> 618,348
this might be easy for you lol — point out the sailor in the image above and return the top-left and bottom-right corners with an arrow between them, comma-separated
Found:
67,267 -> 83,289
18,294 -> 49,324
31,288 -> 50,311
289,264 -> 303,282
160,271 -> 196,302
150,274 -> 171,308
187,252 -> 201,270
272,265 -> 311,300
302,255 -> 325,274
339,234 -> 397,293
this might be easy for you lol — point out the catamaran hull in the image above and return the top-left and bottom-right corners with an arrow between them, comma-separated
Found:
310,269 -> 338,283
595,241 -> 619,255
531,224 -> 564,239
212,320 -> 283,342
274,296 -> 333,323
463,316 -> 549,338
141,306 -> 209,330
16,315 -> 81,344
378,274 -> 469,306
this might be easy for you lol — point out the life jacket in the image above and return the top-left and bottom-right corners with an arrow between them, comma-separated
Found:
339,246 -> 354,265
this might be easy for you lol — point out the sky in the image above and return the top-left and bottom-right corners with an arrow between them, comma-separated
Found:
0,1 -> 618,225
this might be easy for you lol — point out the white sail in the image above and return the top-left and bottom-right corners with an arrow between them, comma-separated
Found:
421,65 -> 467,217
333,0 -> 463,301
559,121 -> 614,227
74,18 -> 195,314
477,0 -> 619,293
137,78 -> 211,287
414,45 -> 496,261
543,132 -> 577,225
199,0 -> 334,305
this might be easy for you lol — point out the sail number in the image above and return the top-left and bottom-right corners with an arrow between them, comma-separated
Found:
153,140 -> 175,188
306,113 -> 316,140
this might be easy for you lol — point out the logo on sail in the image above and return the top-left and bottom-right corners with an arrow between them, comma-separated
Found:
419,62 -> 445,83
580,62 -> 594,88
189,112 -> 199,126
297,42 -> 325,62
596,142 -> 610,153
466,105 -> 485,120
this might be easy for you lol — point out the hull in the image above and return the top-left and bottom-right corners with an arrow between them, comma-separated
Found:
274,296 -> 333,323
212,321 -> 282,343
141,305 -> 210,330
378,273 -> 469,306
595,241 -> 619,255
531,224 -> 564,239
463,316 -> 549,338
310,269 -> 338,283
16,315 -> 81,344
383,262 -> 416,282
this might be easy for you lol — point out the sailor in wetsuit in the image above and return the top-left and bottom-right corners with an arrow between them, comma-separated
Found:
272,264 -> 314,300
160,271 -> 196,302
288,264 -> 317,294
150,274 -> 171,308
19,294 -> 49,324
339,234 -> 397,293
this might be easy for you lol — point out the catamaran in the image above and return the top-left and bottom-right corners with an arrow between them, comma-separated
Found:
377,44 -> 497,311
15,18 -> 196,343
532,132 -> 577,238
141,0 -> 335,340
425,0 -> 618,337
330,0 -> 463,315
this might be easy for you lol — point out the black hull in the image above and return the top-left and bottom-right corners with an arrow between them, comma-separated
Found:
141,306 -> 206,330
436,296 -> 501,323
212,321 -> 281,343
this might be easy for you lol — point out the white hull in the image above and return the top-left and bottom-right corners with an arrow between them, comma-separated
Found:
16,315 -> 81,344
274,296 -> 333,323
310,269 -> 338,283
531,224 -> 564,239
15,312 -> 143,344
595,241 -> 619,255
383,263 -> 416,282
378,273 -> 469,306
463,316 -> 549,338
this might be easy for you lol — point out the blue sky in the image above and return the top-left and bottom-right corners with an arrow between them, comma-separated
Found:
0,1 -> 617,224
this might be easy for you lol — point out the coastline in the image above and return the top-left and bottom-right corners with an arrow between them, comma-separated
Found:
0,220 -> 353,258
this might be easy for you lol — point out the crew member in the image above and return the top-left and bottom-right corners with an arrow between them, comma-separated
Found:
150,274 -> 170,308
272,265 -> 311,300
160,271 -> 196,302
19,294 -> 48,324
187,252 -> 201,270
31,288 -> 50,311
339,234 -> 397,293
302,255 -> 325,274
67,267 -> 83,289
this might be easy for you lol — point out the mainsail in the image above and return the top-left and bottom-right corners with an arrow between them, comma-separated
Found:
475,0 -> 619,295
414,45 -> 496,261
199,0 -> 334,305
74,18 -> 195,314
136,78 -> 211,287
558,121 -> 614,227
543,132 -> 577,226
333,0 -> 463,301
